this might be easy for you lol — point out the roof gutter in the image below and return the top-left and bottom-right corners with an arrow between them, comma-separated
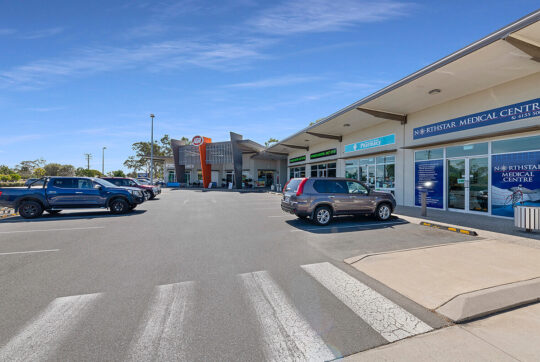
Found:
269,9 -> 540,150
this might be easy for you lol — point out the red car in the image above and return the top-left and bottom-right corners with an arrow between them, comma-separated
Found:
101,177 -> 161,200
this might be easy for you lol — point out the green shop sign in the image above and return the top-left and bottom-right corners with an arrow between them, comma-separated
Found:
310,148 -> 337,160
289,155 -> 306,164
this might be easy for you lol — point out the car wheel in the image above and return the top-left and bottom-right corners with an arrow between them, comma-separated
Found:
149,192 -> 156,200
46,210 -> 62,215
375,203 -> 392,221
313,206 -> 332,226
19,201 -> 43,219
110,198 -> 129,214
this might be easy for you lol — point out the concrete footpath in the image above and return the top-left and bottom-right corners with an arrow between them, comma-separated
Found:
343,214 -> 540,360
344,302 -> 540,361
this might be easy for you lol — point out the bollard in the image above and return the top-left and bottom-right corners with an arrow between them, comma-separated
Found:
421,191 -> 427,217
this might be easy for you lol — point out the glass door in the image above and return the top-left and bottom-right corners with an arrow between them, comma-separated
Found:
448,159 -> 466,210
468,157 -> 488,212
447,157 -> 488,213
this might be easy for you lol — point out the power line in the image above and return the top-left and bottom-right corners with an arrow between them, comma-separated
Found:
84,153 -> 92,170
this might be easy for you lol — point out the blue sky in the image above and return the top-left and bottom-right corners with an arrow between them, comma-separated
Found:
1,0 -> 538,172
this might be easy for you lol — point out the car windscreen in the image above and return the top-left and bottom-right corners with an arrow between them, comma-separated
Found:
285,179 -> 302,192
93,178 -> 117,188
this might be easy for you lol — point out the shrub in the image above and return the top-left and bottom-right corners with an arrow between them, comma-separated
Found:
9,173 -> 21,182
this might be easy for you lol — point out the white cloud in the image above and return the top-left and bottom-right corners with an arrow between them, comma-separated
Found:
224,75 -> 323,88
21,27 -> 64,40
0,28 -> 16,36
0,39 -> 267,90
249,0 -> 411,35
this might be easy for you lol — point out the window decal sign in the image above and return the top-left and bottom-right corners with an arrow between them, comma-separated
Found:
289,155 -> 306,164
415,159 -> 444,208
310,148 -> 337,160
344,134 -> 395,153
413,98 -> 540,139
491,151 -> 540,217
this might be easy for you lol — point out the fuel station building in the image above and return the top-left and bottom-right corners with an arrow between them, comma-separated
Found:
166,132 -> 287,189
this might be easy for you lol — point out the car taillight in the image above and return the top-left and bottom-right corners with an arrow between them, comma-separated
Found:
0,191 -> 2,196
282,180 -> 291,192
296,178 -> 307,196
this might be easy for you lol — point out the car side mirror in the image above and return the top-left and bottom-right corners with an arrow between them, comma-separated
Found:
94,184 -> 102,190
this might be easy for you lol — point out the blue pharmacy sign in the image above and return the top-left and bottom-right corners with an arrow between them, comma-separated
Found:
344,134 -> 395,153
491,151 -> 540,217
415,159 -> 444,208
413,98 -> 540,139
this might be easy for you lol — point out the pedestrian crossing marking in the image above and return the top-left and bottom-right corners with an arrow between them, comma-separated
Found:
124,281 -> 195,361
239,270 -> 337,361
301,262 -> 432,342
0,293 -> 102,362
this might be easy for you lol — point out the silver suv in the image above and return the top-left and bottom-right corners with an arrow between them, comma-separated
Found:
281,177 -> 396,225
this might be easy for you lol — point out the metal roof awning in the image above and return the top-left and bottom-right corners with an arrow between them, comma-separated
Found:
267,10 -> 540,155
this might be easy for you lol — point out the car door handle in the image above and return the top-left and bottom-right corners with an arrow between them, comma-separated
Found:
328,195 -> 335,198
75,192 -> 83,194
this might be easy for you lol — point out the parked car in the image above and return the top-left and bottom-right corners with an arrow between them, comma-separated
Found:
0,177 -> 145,219
281,177 -> 396,225
102,177 -> 161,200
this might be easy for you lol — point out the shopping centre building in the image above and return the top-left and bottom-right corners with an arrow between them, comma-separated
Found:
267,11 -> 540,218
165,132 -> 287,189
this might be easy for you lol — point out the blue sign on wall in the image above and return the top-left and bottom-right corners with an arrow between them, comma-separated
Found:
413,98 -> 540,139
491,151 -> 540,217
344,134 -> 395,153
415,159 -> 444,208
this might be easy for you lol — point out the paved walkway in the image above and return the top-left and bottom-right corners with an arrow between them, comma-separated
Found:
395,205 -> 540,240
345,302 -> 540,361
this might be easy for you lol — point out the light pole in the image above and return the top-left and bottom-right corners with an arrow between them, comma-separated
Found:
150,114 -> 155,184
102,147 -> 106,175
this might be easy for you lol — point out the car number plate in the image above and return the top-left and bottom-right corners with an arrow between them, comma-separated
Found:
284,196 -> 290,203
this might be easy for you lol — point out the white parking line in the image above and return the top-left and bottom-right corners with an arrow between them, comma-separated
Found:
239,270 -> 336,361
290,221 -> 407,232
0,249 -> 59,256
125,281 -> 195,361
302,262 -> 432,342
0,226 -> 104,234
0,293 -> 102,362
183,199 -> 189,205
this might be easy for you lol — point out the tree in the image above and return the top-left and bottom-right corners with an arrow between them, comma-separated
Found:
58,164 -> 75,176
15,158 -> 46,177
0,165 -> 12,174
265,138 -> 279,147
123,134 -> 175,179
44,163 -> 62,176
127,171 -> 137,178
34,168 -> 46,178
75,168 -> 102,177
43,163 -> 75,176
9,173 -> 21,181
110,170 -> 126,177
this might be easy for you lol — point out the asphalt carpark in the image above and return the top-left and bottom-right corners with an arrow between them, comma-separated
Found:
0,189 -> 478,262
0,189 -> 484,359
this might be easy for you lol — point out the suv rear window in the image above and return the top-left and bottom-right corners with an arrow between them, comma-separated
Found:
313,180 -> 348,194
285,179 -> 302,192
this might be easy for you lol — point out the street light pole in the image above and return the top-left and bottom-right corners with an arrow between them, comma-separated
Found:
102,147 -> 106,175
150,114 -> 155,184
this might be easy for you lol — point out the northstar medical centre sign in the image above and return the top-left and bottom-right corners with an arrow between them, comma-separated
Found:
413,98 -> 540,140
